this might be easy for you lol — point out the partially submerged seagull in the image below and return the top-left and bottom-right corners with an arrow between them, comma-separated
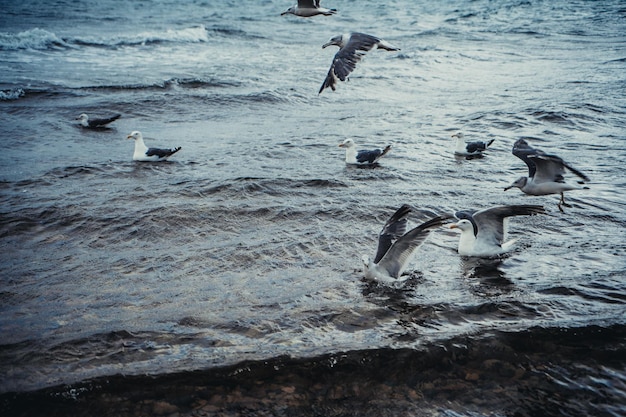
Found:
338,138 -> 391,165
77,113 -> 121,129
450,205 -> 546,258
127,131 -> 181,162
452,132 -> 494,157
281,0 -> 336,17
363,204 -> 452,281
319,32 -> 400,94
505,138 -> 590,212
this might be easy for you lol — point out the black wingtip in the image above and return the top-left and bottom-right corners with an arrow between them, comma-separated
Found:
418,213 -> 454,230
389,204 -> 412,222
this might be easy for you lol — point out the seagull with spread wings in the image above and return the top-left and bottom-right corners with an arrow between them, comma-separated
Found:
362,205 -> 452,281
450,205 -> 546,257
505,139 -> 590,212
319,32 -> 400,94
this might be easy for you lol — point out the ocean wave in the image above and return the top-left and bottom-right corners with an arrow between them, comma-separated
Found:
0,88 -> 25,101
75,25 -> 211,48
76,76 -> 241,92
0,25 -> 211,51
0,28 -> 70,51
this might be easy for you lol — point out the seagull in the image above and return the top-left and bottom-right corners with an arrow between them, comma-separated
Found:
505,139 -> 590,212
338,138 -> 391,165
127,131 -> 181,162
319,32 -> 400,94
77,113 -> 121,129
452,132 -> 495,157
281,0 -> 336,17
363,204 -> 452,281
449,205 -> 546,257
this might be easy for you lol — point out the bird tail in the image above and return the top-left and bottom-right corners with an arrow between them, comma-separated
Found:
486,139 -> 495,148
324,8 -> 337,15
380,145 -> 392,157
171,147 -> 182,155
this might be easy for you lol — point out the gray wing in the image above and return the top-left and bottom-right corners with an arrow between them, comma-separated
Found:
297,0 -> 317,7
472,205 -> 546,247
319,33 -> 381,94
373,204 -> 411,264
512,138 -> 541,178
88,114 -> 121,127
530,153 -> 589,184
377,214 -> 453,278
146,146 -> 181,158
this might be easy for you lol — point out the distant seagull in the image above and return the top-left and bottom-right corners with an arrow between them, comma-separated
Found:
127,131 -> 181,162
281,0 -> 336,17
338,138 -> 391,165
450,205 -> 546,257
319,32 -> 400,94
363,204 -> 452,281
452,132 -> 495,157
77,113 -> 121,129
505,138 -> 590,212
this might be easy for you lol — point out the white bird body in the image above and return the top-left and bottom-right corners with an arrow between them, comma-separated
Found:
338,138 -> 391,165
512,177 -> 581,196
450,205 -> 546,258
452,132 -> 494,157
281,0 -> 336,17
127,131 -> 181,162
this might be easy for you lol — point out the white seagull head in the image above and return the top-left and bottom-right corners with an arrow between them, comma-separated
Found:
127,131 -> 143,141
338,138 -> 356,149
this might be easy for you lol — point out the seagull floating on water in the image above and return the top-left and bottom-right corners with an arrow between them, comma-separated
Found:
338,138 -> 391,165
77,113 -> 121,129
281,0 -> 336,17
505,138 -> 590,212
127,131 -> 181,162
319,32 -> 400,94
363,204 -> 452,281
449,205 -> 546,258
452,132 -> 494,157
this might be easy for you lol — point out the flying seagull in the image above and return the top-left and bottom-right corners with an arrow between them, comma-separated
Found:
77,113 -> 121,129
505,138 -> 590,212
127,131 -> 181,162
449,205 -> 546,257
363,204 -> 452,281
452,132 -> 495,157
338,138 -> 391,165
281,0 -> 336,17
319,32 -> 400,94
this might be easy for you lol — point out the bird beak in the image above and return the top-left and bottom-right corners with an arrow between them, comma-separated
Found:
338,143 -> 345,148
503,185 -> 512,191
280,11 -> 287,15
127,135 -> 133,139
322,41 -> 333,49
449,224 -> 458,229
